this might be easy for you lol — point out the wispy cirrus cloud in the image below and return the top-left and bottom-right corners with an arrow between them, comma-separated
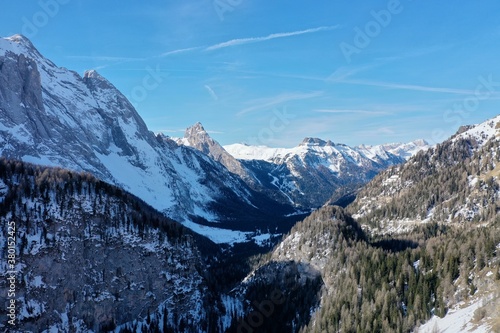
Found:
315,109 -> 392,116
204,85 -> 219,101
232,69 -> 327,82
67,55 -> 146,71
238,91 -> 323,116
340,79 -> 477,95
69,26 -> 339,67
328,44 -> 457,82
152,128 -> 186,135
205,25 -> 339,51
327,64 -> 379,82
67,55 -> 144,62
352,126 -> 398,139
160,46 -> 203,57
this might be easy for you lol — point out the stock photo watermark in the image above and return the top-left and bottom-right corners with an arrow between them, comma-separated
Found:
237,271 -> 307,333
431,74 -> 500,143
339,0 -> 407,64
126,65 -> 167,109
22,0 -> 71,38
246,107 -> 296,146
237,288 -> 285,333
213,0 -> 243,21
5,220 -> 18,327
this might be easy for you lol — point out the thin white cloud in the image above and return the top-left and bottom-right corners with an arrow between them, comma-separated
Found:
316,109 -> 392,116
67,55 -> 143,62
154,128 -> 223,134
205,25 -> 339,51
204,85 -> 219,101
328,44 -> 457,82
160,46 -> 202,57
375,127 -> 396,135
238,91 -> 323,116
340,79 -> 476,95
91,65 -> 109,71
351,126 -> 397,139
327,64 -> 383,82
234,69 -> 327,82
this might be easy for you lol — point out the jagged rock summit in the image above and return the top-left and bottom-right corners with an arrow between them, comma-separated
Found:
299,137 -> 335,147
180,122 -> 255,184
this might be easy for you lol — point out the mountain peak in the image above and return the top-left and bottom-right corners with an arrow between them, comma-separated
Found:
412,139 -> 429,146
83,69 -> 118,93
5,34 -> 35,48
1,34 -> 44,60
83,69 -> 113,86
191,122 -> 206,133
452,113 -> 500,145
184,122 -> 209,140
83,69 -> 103,79
300,137 -> 334,147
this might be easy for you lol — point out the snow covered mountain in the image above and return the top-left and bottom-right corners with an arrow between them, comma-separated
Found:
225,139 -> 428,163
178,122 -> 254,185
223,138 -> 430,208
0,34 -> 292,243
348,113 -> 500,233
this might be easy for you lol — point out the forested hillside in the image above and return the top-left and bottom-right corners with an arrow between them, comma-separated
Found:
0,158 -> 218,332
349,124 -> 500,232
268,206 -> 500,333
218,119 -> 500,332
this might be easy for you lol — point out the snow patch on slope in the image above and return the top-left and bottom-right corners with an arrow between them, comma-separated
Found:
181,220 -> 252,244
453,114 -> 500,146
416,300 -> 491,333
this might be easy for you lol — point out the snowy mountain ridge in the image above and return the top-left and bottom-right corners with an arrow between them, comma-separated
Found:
452,114 -> 500,145
221,137 -> 430,208
348,113 -> 500,234
224,138 -> 429,165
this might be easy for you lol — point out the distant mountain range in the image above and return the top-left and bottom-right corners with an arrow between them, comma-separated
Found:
180,122 -> 429,209
223,138 -> 429,208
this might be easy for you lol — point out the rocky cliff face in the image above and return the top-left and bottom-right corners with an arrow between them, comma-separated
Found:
180,122 -> 254,184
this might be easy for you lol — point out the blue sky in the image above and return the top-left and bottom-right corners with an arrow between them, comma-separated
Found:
1,0 -> 500,147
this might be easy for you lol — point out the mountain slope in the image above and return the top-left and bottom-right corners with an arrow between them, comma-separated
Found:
248,205 -> 500,333
179,123 -> 307,206
239,115 -> 500,332
348,114 -> 500,233
0,34 -> 293,242
223,138 -> 429,208
179,122 -> 253,184
0,158 -> 220,332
